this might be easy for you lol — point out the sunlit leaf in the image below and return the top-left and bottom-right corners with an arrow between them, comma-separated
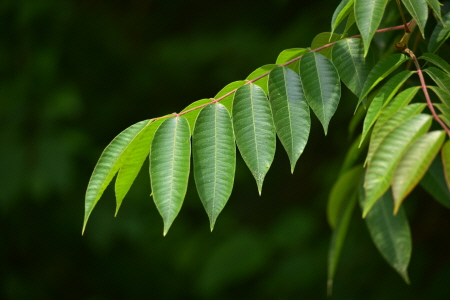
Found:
428,86 -> 450,106
311,32 -> 341,59
331,0 -> 355,34
420,156 -> 450,208
419,53 -> 450,74
246,64 -> 278,94
442,140 -> 450,191
193,103 -> 236,231
276,48 -> 309,73
215,81 -> 246,113
401,0 -> 428,38
268,67 -> 310,173
428,11 -> 450,53
300,52 -> 341,135
360,188 -> 412,284
355,0 -> 389,56
358,53 -> 410,106
364,114 -> 432,216
83,119 -> 151,234
180,99 -> 211,133
392,131 -> 446,213
360,71 -> 415,146
233,84 -> 276,194
150,117 -> 191,236
426,0 -> 444,24
424,67 -> 450,94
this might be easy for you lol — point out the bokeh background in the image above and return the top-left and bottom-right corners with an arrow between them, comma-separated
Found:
2,0 -> 450,299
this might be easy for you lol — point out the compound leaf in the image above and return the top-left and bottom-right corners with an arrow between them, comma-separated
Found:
215,81 -> 246,113
424,67 -> 450,94
401,0 -> 428,38
419,53 -> 450,74
429,86 -> 450,106
428,11 -> 450,53
180,99 -> 212,133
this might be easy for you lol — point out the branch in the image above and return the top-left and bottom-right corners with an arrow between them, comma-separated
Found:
405,49 -> 450,136
152,23 -> 408,121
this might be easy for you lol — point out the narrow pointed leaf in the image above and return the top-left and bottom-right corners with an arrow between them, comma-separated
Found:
215,81 -> 246,113
150,117 -> 191,235
424,67 -> 450,94
343,10 -> 357,36
392,131 -> 446,213
311,32 -> 341,59
193,103 -> 236,231
435,103 -> 450,114
360,189 -> 412,283
401,0 -> 428,38
332,38 -> 372,98
276,48 -> 309,73
83,119 -> 150,233
367,103 -> 426,166
300,52 -> 341,134
233,84 -> 276,194
268,67 -> 310,172
358,54 -> 410,105
246,65 -> 277,94
339,134 -> 369,176
180,99 -> 211,133
419,53 -> 450,74
364,114 -> 432,216
420,156 -> 450,207
442,140 -> 450,190
428,11 -> 450,53
429,86 -> 450,106
360,71 -> 415,145
115,118 -> 165,215
427,0 -> 444,24
355,0 -> 389,56
331,0 -> 355,34
440,114 -> 450,127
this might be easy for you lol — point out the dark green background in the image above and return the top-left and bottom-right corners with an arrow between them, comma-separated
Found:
2,0 -> 450,299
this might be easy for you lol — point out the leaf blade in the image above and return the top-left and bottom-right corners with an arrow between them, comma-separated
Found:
442,140 -> 450,191
331,0 -> 355,34
428,11 -> 450,53
401,0 -> 428,38
419,53 -> 450,74
420,156 -> 450,208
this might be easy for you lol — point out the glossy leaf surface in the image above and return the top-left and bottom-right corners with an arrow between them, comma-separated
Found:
300,52 -> 341,135
193,103 -> 236,231
401,0 -> 428,38
419,53 -> 450,74
268,67 -> 310,172
428,11 -> 450,53
150,117 -> 191,235
233,84 -> 276,194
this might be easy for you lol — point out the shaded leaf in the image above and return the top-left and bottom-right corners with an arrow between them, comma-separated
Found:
428,85 -> 450,106
355,0 -> 389,56
440,114 -> 450,127
276,48 -> 309,73
180,99 -> 212,133
424,67 -> 450,94
331,0 -> 355,34
419,53 -> 450,74
428,10 -> 450,53
401,0 -> 428,38
300,52 -> 341,134
420,156 -> 450,208
442,140 -> 450,191
268,67 -> 310,172
233,84 -> 276,194
150,117 -> 191,235
193,103 -> 236,231
364,114 -> 432,216
83,119 -> 150,233
434,103 -> 450,114
246,64 -> 278,94
392,131 -> 446,213
427,0 -> 443,24
339,134 -> 369,176
215,81 -> 246,113
311,32 -> 341,59
342,10 -> 357,36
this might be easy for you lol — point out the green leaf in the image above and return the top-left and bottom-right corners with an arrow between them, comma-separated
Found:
355,0 -> 389,56
331,0 -> 355,34
435,103 -> 450,114
364,114 -> 432,216
233,84 -> 276,194
246,64 -> 278,94
179,99 -> 212,133
276,48 -> 309,73
193,103 -> 236,231
215,81 -> 246,113
268,67 -> 310,173
150,117 -> 191,236
426,0 -> 444,24
300,52 -> 341,135
339,134 -> 369,176
424,67 -> 450,95
115,118 -> 165,216
420,156 -> 450,208
358,53 -> 410,106
428,11 -> 450,53
83,119 -> 151,234
311,32 -> 341,59
328,165 -> 364,228
442,140 -> 450,191
392,131 -> 446,213
419,53 -> 450,74
429,86 -> 450,106
367,103 -> 426,166
331,38 -> 372,98
360,71 -> 415,146
342,10 -> 357,36
401,0 -> 428,38
360,189 -> 412,284
440,114 -> 450,127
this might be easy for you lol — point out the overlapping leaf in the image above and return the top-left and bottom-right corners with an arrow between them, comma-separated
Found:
427,0 -> 443,23
180,99 -> 211,132
424,67 -> 450,94
435,104 -> 450,114
83,119 -> 151,233
419,53 -> 450,74
401,0 -> 428,38
300,52 -> 341,135
247,64 -> 278,94
360,71 -> 415,145
360,188 -> 412,283
355,0 -> 389,56
193,103 -> 236,231
420,157 -> 450,208
311,33 -> 341,59
268,66 -> 310,173
428,11 -> 450,53
339,134 -> 369,176
443,141 -> 450,191
233,84 -> 276,194
364,114 -> 432,216
392,131 -> 446,213
428,86 -> 450,106
215,81 -> 246,113
150,117 -> 191,235
276,48 -> 309,73
331,0 -> 355,34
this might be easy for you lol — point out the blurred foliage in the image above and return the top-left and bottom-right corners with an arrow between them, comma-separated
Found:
1,0 -> 450,299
